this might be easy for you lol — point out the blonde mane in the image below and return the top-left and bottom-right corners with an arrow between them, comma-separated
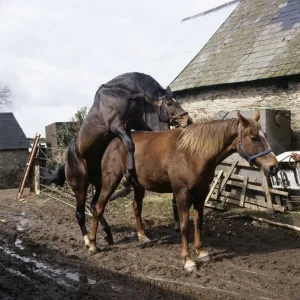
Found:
178,119 -> 239,157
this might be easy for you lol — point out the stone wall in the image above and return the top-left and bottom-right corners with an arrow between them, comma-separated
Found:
0,149 -> 29,189
176,76 -> 300,149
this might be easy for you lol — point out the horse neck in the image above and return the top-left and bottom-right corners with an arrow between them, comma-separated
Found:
213,120 -> 239,164
185,119 -> 238,165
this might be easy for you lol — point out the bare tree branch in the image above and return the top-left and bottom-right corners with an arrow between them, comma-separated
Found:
0,84 -> 12,110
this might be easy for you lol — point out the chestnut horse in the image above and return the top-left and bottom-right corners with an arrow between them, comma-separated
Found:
89,111 -> 279,271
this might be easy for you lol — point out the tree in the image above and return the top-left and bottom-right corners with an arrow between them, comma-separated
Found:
56,106 -> 89,148
0,84 -> 11,110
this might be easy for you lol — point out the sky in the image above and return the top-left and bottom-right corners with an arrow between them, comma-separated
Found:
0,0 -> 237,137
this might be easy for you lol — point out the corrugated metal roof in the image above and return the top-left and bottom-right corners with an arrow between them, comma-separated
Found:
170,0 -> 300,91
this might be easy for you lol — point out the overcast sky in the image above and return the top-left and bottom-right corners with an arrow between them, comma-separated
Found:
0,0 -> 237,137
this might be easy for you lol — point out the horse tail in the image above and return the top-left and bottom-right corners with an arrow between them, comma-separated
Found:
51,164 -> 66,187
109,187 -> 132,201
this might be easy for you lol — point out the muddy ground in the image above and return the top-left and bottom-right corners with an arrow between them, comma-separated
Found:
1,188 -> 300,300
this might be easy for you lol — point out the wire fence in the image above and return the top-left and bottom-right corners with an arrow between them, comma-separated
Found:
37,145 -> 93,216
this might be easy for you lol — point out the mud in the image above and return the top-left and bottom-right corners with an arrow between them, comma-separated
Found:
1,189 -> 300,300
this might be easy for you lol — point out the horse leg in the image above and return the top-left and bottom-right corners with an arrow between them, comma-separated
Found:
194,189 -> 210,262
74,184 -> 90,248
172,196 -> 180,231
132,186 -> 150,244
111,125 -> 136,187
175,190 -> 196,272
90,182 -> 101,211
89,176 -> 122,252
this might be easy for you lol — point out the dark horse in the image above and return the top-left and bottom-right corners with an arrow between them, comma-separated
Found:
54,72 -> 190,248
88,111 -> 278,271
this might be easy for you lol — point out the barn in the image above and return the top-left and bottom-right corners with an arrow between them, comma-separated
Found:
0,112 -> 29,189
170,0 -> 300,150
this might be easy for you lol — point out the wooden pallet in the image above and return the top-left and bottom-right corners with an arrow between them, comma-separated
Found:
205,161 -> 288,212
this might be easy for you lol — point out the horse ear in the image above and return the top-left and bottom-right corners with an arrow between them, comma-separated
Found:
253,110 -> 260,121
237,111 -> 250,128
165,86 -> 172,93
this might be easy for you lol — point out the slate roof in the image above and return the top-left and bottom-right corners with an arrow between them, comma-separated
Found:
0,113 -> 29,150
170,0 -> 300,92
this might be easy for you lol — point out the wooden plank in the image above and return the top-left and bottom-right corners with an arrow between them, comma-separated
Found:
218,161 -> 238,207
220,159 -> 258,168
214,172 -> 288,197
217,161 -> 238,199
17,133 -> 41,200
261,170 -> 273,210
239,176 -> 248,207
219,196 -> 285,212
210,190 -> 285,212
214,170 -> 260,185
204,170 -> 223,204
204,202 -> 225,211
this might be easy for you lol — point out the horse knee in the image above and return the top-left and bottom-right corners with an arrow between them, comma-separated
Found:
180,222 -> 189,235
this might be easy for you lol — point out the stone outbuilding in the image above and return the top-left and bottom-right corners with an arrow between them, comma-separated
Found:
170,0 -> 300,149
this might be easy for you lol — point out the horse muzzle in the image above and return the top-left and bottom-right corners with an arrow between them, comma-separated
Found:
170,113 -> 189,128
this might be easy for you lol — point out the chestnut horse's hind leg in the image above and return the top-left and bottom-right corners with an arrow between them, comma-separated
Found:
175,189 -> 196,272
132,186 -> 150,244
193,189 -> 210,262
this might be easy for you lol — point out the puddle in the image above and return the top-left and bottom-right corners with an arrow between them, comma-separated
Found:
0,262 -> 30,280
0,244 -> 96,286
15,239 -> 25,250
65,272 -> 96,285
16,218 -> 30,232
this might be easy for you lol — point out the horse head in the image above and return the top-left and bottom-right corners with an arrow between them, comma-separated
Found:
235,110 -> 279,176
154,86 -> 191,128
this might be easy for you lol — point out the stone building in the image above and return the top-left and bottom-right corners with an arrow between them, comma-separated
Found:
0,112 -> 29,189
170,0 -> 300,149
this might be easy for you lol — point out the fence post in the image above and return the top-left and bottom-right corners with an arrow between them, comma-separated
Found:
33,157 -> 40,195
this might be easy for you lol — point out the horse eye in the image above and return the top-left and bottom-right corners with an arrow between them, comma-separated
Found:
166,102 -> 172,106
250,136 -> 259,142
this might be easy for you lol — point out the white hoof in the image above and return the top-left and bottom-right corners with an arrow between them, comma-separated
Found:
138,233 -> 151,244
83,235 -> 90,247
184,259 -> 197,272
88,244 -> 98,253
198,251 -> 210,262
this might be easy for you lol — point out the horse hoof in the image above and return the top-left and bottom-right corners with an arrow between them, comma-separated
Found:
104,235 -> 114,245
88,244 -> 98,254
184,260 -> 197,272
174,222 -> 180,232
83,235 -> 90,247
198,251 -> 210,262
138,234 -> 151,244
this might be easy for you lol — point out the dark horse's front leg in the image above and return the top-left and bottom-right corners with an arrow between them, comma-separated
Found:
112,127 -> 136,187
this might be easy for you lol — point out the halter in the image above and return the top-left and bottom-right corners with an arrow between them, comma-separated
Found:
237,123 -> 272,166
158,96 -> 188,126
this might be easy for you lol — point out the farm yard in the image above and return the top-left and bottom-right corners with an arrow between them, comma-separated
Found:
1,188 -> 300,300
1,0 -> 300,299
